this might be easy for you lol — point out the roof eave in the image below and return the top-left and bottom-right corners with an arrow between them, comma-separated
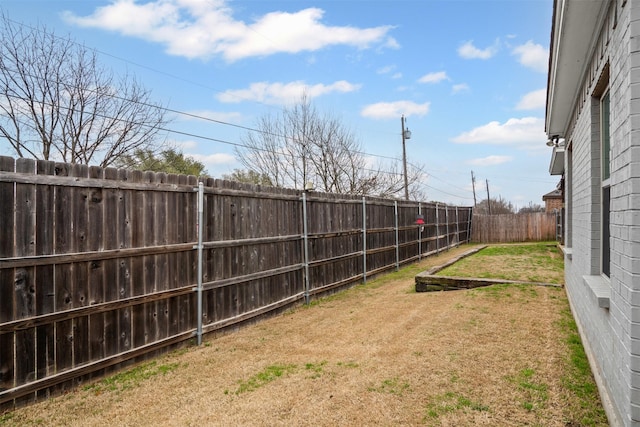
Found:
549,146 -> 565,175
545,0 -> 610,138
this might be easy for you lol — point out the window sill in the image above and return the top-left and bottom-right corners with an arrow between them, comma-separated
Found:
561,246 -> 572,261
583,275 -> 610,309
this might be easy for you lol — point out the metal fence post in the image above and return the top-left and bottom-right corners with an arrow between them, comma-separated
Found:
195,182 -> 204,346
435,203 -> 440,254
418,203 -> 422,260
362,196 -> 367,285
302,191 -> 310,304
467,207 -> 473,243
455,206 -> 459,246
394,201 -> 399,271
445,206 -> 450,250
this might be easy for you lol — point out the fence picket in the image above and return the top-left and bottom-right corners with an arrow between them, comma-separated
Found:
117,168 -> 132,356
87,166 -> 105,366
35,160 -> 55,389
13,159 -> 36,395
102,167 -> 119,360
155,173 -> 169,340
0,157 -> 14,396
71,164 -> 90,377
51,162 -> 73,394
166,173 -> 180,336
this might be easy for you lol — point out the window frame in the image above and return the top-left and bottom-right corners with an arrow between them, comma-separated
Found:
600,89 -> 611,278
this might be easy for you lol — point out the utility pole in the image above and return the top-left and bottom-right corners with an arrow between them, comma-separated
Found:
486,179 -> 492,215
471,171 -> 477,207
401,115 -> 410,200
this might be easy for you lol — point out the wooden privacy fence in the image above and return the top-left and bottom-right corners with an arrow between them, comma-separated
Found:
0,156 -> 472,409
471,213 -> 557,243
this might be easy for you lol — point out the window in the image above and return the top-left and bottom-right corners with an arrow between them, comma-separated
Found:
601,90 -> 611,278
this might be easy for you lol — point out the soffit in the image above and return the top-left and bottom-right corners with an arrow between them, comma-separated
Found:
549,146 -> 565,175
545,0 -> 610,138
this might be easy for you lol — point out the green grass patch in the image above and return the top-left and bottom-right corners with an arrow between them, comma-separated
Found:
510,367 -> 549,412
437,243 -> 564,284
304,361 -> 328,379
0,413 -> 14,424
226,360 -> 359,395
556,308 -> 608,425
83,360 -> 180,394
233,364 -> 296,394
468,283 -> 540,302
423,391 -> 489,421
336,361 -> 359,368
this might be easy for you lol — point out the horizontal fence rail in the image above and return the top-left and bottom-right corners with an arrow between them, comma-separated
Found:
0,156 -> 472,409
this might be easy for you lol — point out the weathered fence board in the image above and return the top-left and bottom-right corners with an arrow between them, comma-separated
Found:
0,157 -> 14,396
103,167 -> 119,362
35,161 -> 55,390
471,213 -> 556,243
0,156 -> 472,409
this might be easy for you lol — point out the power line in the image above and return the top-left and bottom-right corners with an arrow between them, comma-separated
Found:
0,17 -> 475,199
5,11 -> 547,202
2,16 -> 268,107
422,183 -> 474,201
0,87 -> 474,198
2,16 -> 431,166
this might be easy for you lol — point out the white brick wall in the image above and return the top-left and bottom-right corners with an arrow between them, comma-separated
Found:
562,1 -> 640,425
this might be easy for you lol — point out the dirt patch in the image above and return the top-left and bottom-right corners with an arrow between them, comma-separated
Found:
1,244 -> 606,426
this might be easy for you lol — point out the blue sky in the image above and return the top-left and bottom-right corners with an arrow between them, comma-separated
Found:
1,0 -> 556,208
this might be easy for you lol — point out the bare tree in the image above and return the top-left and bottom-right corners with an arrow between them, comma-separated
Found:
475,196 -> 515,215
0,14 -> 168,167
222,169 -> 274,186
364,160 -> 426,200
518,202 -> 545,214
236,94 -> 424,198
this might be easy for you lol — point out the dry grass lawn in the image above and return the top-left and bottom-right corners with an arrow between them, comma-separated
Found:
1,244 -> 607,426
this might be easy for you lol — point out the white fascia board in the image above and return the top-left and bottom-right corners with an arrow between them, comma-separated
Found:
546,0 -> 610,138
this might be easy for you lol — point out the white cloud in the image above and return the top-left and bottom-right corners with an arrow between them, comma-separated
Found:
361,100 -> 430,120
458,40 -> 499,60
377,65 -> 402,80
451,117 -> 545,148
63,1 -> 397,62
516,89 -> 546,110
174,140 -> 199,151
452,83 -> 470,94
382,37 -> 400,50
217,80 -> 361,105
512,41 -> 549,73
418,71 -> 449,84
170,142 -> 236,172
184,151 -> 238,178
191,153 -> 236,166
466,155 -> 513,166
377,65 -> 396,75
